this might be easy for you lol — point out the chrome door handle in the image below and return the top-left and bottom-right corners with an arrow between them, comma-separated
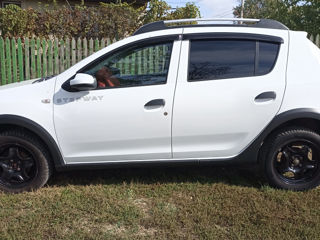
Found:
255,91 -> 276,102
144,99 -> 165,110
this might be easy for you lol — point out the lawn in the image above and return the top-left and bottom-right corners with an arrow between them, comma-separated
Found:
0,166 -> 320,240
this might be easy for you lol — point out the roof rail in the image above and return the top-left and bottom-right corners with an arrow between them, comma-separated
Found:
133,18 -> 289,35
163,18 -> 260,24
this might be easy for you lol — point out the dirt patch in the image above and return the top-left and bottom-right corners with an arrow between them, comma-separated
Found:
104,224 -> 127,235
133,198 -> 152,217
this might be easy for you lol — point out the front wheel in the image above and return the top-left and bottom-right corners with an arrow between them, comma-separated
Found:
0,130 -> 52,193
262,128 -> 320,191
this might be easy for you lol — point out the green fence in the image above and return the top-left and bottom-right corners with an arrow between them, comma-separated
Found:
0,34 -> 319,85
0,37 -> 117,85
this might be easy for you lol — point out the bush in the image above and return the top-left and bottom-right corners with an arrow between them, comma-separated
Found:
35,3 -> 143,39
0,1 -> 201,39
0,3 -> 142,39
0,5 -> 38,37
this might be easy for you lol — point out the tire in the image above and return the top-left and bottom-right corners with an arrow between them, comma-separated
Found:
0,130 -> 52,193
261,127 -> 320,191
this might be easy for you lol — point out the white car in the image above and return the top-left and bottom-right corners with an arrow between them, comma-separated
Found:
1,18 -> 320,193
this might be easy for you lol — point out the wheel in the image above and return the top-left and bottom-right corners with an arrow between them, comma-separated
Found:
261,128 -> 320,191
0,130 -> 52,193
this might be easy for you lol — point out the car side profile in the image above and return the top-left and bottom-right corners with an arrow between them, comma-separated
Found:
1,18 -> 320,193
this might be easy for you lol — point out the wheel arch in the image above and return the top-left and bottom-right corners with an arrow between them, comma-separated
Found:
0,115 -> 64,170
237,108 -> 320,164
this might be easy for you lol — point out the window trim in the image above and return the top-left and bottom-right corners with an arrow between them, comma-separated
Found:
187,38 -> 281,82
183,33 -> 284,44
63,36 -> 178,92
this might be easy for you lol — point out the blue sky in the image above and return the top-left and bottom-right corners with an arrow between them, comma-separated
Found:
165,0 -> 239,18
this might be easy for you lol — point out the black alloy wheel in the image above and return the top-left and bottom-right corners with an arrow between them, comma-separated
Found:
0,130 -> 52,193
273,140 -> 319,184
262,128 -> 320,191
0,144 -> 38,188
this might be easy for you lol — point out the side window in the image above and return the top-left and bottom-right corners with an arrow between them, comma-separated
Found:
82,42 -> 173,89
188,39 -> 280,82
257,41 -> 280,75
188,40 -> 256,81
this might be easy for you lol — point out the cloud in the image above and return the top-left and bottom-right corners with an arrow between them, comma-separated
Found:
198,0 -> 240,18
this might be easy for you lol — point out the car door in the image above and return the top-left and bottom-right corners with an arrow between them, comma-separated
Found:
53,38 -> 182,164
172,28 -> 289,159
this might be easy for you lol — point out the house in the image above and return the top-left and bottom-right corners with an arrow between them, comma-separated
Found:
0,0 -> 148,9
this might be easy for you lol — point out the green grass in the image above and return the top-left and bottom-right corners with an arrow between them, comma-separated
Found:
1,166 -> 320,240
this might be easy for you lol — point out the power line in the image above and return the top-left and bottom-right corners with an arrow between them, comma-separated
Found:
216,10 -> 235,18
211,9 -> 235,18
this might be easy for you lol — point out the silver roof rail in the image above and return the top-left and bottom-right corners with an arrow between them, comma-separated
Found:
163,18 -> 260,24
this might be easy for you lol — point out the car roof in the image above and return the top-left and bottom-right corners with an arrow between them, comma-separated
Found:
133,18 -> 289,36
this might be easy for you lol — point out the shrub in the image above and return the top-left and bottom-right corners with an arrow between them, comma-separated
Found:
0,1 -> 201,39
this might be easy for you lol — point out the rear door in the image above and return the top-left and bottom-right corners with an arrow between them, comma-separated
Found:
172,28 -> 289,159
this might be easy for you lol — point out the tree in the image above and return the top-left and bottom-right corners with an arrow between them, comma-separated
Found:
233,0 -> 320,35
143,0 -> 200,24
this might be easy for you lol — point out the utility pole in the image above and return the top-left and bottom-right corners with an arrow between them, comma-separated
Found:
240,0 -> 245,18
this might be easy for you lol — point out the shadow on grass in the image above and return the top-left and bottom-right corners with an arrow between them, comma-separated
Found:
49,165 -> 265,189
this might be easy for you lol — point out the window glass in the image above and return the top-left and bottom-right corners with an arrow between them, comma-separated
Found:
188,40 -> 256,81
82,42 -> 173,89
257,41 -> 279,75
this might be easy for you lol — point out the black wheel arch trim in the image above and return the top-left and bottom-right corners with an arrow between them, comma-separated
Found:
220,108 -> 320,166
0,115 -> 65,170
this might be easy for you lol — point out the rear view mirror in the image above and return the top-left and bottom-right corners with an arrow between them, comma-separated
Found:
70,73 -> 97,91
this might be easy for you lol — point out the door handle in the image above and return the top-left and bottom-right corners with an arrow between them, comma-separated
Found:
144,99 -> 165,110
255,91 -> 276,102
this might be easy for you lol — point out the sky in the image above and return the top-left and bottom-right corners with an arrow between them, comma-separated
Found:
165,0 -> 240,18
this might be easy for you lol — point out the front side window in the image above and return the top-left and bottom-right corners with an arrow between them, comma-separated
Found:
188,39 -> 280,82
82,42 -> 173,89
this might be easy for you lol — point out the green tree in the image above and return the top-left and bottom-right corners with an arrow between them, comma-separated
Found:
143,0 -> 171,23
143,0 -> 200,24
234,0 -> 320,35
169,3 -> 201,20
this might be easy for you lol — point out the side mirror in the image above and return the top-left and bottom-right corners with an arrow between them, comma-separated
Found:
70,73 -> 97,91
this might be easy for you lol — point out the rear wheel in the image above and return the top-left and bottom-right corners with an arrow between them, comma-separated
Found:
262,128 -> 320,191
0,130 -> 52,193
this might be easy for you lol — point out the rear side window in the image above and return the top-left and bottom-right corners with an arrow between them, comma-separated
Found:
257,41 -> 280,75
188,39 -> 280,81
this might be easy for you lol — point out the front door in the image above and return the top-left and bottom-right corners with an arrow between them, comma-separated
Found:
54,40 -> 181,164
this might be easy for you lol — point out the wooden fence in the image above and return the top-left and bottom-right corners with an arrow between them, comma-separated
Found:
0,34 -> 319,85
0,37 -> 117,85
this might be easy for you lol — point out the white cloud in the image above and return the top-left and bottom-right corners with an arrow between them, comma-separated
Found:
198,0 -> 240,18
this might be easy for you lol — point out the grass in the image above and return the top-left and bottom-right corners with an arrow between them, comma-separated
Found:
1,166 -> 320,240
